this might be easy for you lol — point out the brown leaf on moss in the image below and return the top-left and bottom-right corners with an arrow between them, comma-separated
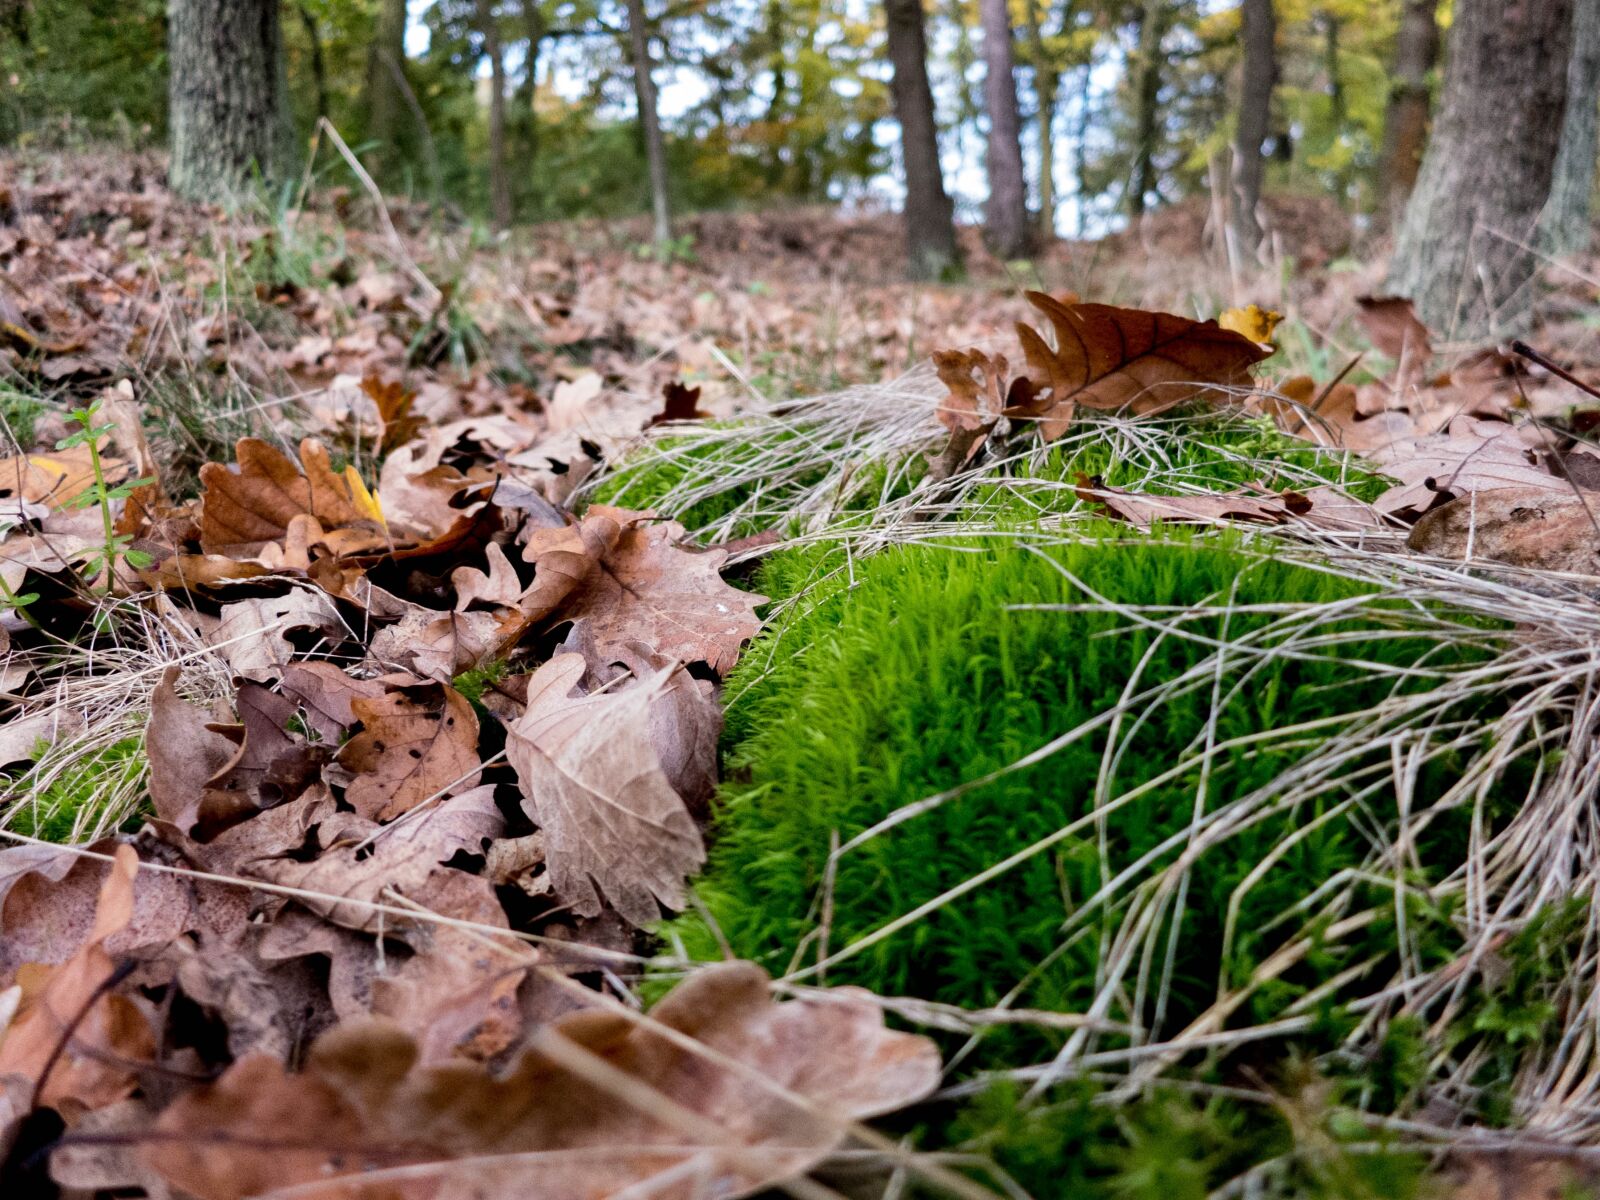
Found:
1076,474 -> 1334,529
335,683 -> 481,822
506,654 -> 706,925
648,380 -> 709,426
1006,293 -> 1273,439
1407,486 -> 1600,574
518,506 -> 765,675
144,962 -> 941,1200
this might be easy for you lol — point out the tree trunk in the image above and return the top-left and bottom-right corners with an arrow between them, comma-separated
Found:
886,0 -> 960,279
365,0 -> 407,174
168,0 -> 288,202
1388,0 -> 1574,338
1230,0 -> 1276,255
980,0 -> 1032,258
519,4 -> 545,213
1376,0 -> 1439,226
296,3 -> 328,122
1544,0 -> 1600,256
626,0 -> 672,247
1023,0 -> 1058,242
1127,0 -> 1168,218
479,0 -> 511,230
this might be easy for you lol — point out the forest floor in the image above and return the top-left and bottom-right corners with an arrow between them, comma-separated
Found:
5,146 -> 1600,1198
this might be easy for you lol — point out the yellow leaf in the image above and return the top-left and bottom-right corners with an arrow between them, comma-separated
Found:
1218,304 -> 1283,346
343,464 -> 386,529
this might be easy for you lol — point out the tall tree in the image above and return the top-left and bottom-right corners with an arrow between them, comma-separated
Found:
1375,0 -> 1439,224
168,0 -> 288,202
1544,0 -> 1600,256
1022,0 -> 1059,241
1127,0 -> 1169,217
1230,0 -> 1276,254
626,0 -> 672,247
886,0 -> 960,278
980,0 -> 1032,258
365,0 -> 408,175
478,0 -> 512,230
1387,0 -> 1574,336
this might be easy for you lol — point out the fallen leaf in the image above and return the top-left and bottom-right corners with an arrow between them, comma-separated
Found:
506,654 -> 706,924
198,437 -> 376,556
144,962 -> 941,1200
146,667 -> 239,835
1005,294 -> 1273,439
546,371 -> 605,432
1370,417 -> 1564,518
1218,303 -> 1282,345
1407,487 -> 1600,575
279,662 -> 389,744
1356,294 -> 1433,364
518,506 -> 766,675
649,381 -> 710,426
0,845 -> 153,1112
336,683 -> 481,822
200,590 -> 347,682
361,376 -> 424,453
201,682 -> 327,824
1076,474 -> 1307,528
0,442 -> 129,511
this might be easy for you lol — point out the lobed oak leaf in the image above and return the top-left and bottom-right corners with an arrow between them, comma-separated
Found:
147,667 -> 241,836
1355,294 -> 1433,364
196,589 -> 347,683
1075,474 -> 1308,528
198,437 -> 375,556
279,662 -> 389,744
1370,416 -> 1563,518
336,683 -> 481,822
1007,293 -> 1273,439
0,442 -> 129,512
143,961 -> 941,1200
518,506 -> 766,675
648,380 -> 709,426
505,653 -> 706,925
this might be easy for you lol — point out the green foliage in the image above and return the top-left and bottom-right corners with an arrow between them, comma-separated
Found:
4,736 -> 146,843
57,402 -> 154,586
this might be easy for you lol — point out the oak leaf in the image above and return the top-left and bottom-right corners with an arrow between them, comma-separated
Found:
0,442 -> 129,511
518,506 -> 766,675
505,654 -> 706,925
1355,294 -> 1433,364
1076,474 -> 1307,528
1407,487 -> 1600,576
144,962 -> 941,1200
1218,303 -> 1283,346
1006,293 -> 1273,439
336,683 -> 481,822
147,667 -> 241,836
198,437 -> 381,556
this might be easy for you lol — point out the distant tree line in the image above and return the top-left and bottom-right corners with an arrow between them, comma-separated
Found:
3,1 -> 1597,334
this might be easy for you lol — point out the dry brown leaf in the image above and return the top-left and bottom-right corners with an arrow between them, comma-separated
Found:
519,506 -> 766,675
0,845 -> 153,1112
201,682 -> 327,822
1076,474 -> 1306,528
361,376 -> 425,453
1370,417 -> 1563,518
367,607 -> 514,682
144,961 -> 941,1200
649,380 -> 710,426
279,662 -> 389,744
198,437 -> 376,556
248,784 -> 504,938
147,667 -> 239,836
1004,293 -> 1273,439
199,590 -> 347,682
1407,487 -> 1600,575
1355,294 -> 1433,364
336,683 -> 481,822
506,654 -> 706,925
451,541 -> 526,611
0,442 -> 129,511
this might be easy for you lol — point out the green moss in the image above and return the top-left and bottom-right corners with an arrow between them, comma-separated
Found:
4,735 -> 146,842
663,529 -> 1510,1192
452,657 -> 509,708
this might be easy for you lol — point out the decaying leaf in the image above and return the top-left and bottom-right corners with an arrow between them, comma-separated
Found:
198,437 -> 384,557
1407,487 -> 1600,576
1370,416 -> 1561,518
0,442 -> 129,511
506,654 -> 706,925
1077,474 -> 1316,529
0,845 -> 153,1112
279,662 -> 390,744
336,682 -> 481,822
199,590 -> 347,682
1355,294 -> 1433,363
1004,293 -> 1273,439
143,961 -> 941,1200
649,381 -> 710,426
147,667 -> 240,836
519,507 -> 766,675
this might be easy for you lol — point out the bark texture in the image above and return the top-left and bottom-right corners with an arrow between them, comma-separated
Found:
1024,0 -> 1057,240
887,0 -> 959,279
1387,0 -> 1575,337
479,0 -> 512,230
364,0 -> 408,174
980,0 -> 1033,259
1544,0 -> 1600,255
168,0 -> 288,202
627,0 -> 672,247
1376,0 -> 1440,224
1230,0 -> 1276,255
1127,0 -> 1169,217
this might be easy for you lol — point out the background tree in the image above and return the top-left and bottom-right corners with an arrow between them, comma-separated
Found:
478,0 -> 512,230
168,0 -> 289,201
980,0 -> 1032,258
1230,0 -> 1276,254
886,0 -> 960,278
1544,0 -> 1600,256
365,0 -> 409,176
626,0 -> 672,247
1126,0 -> 1171,217
1375,0 -> 1438,224
1388,0 -> 1574,336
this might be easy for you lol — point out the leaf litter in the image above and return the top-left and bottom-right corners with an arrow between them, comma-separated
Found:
6,156 -> 1600,1199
